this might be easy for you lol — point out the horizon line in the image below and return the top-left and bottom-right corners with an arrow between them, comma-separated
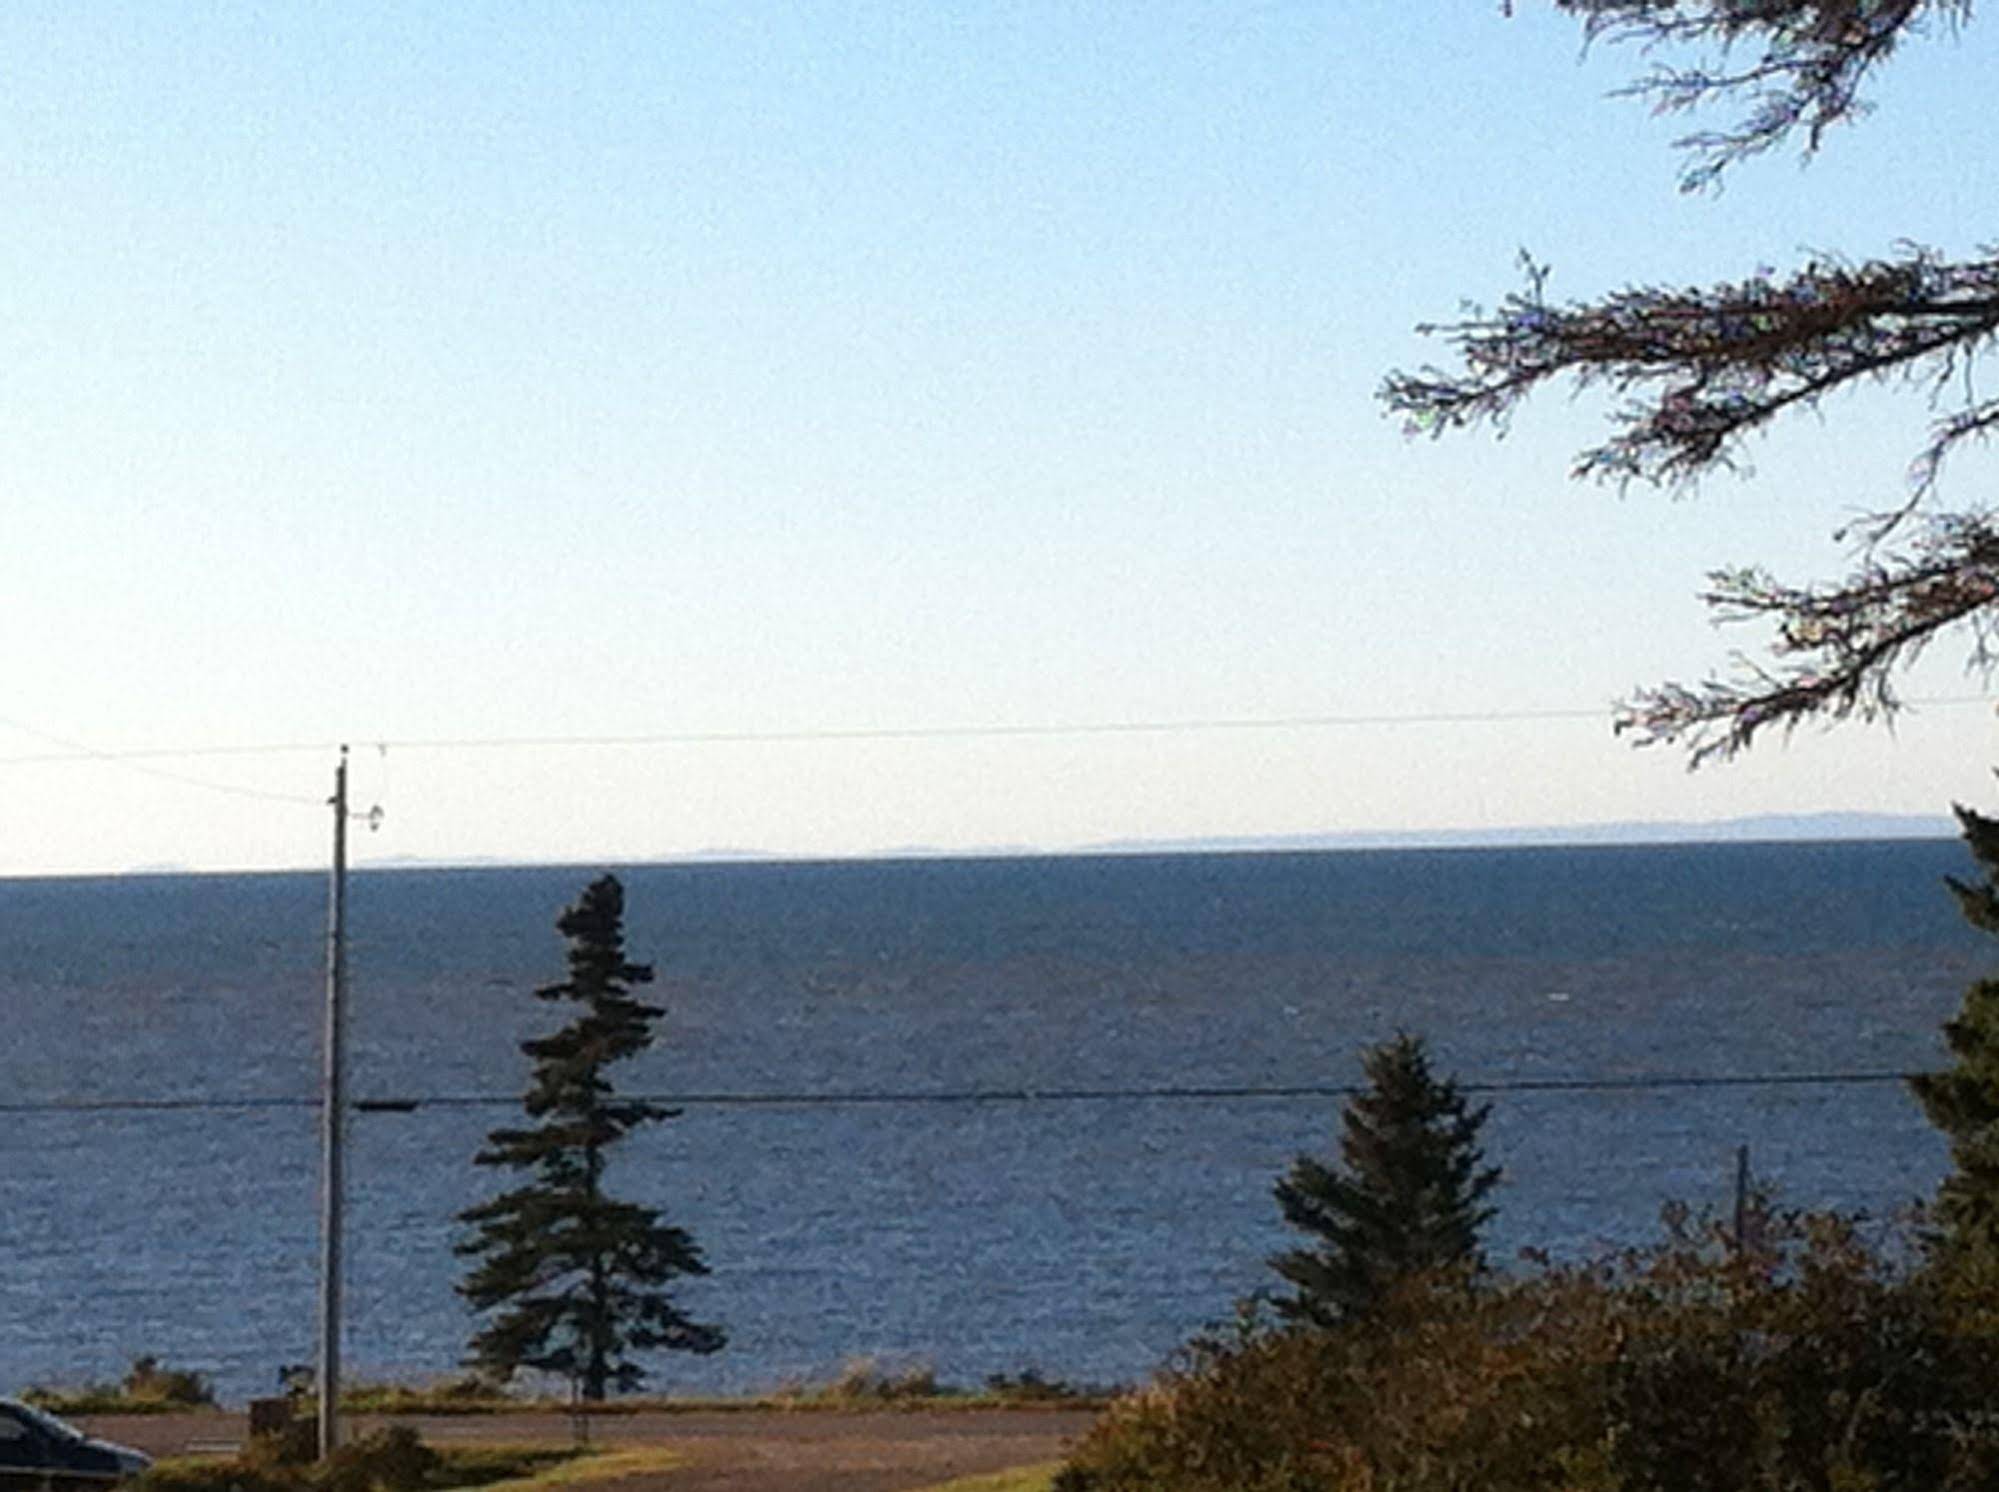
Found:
13,808 -> 1958,883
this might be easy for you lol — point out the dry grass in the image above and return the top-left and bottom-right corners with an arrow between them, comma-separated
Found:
908,1465 -> 1060,1492
456,1446 -> 684,1492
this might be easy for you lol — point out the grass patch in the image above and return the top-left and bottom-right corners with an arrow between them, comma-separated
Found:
446,1446 -> 682,1492
31,1361 -> 1113,1421
23,1389 -> 203,1417
757,1359 -> 1115,1413
909,1466 -> 1060,1492
338,1381 -> 520,1417
134,1432 -> 620,1492
332,1361 -> 1115,1417
428,1445 -> 588,1490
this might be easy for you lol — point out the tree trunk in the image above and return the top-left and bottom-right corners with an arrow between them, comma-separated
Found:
584,1137 -> 608,1402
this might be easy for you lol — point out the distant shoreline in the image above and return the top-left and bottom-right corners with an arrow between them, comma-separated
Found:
360,810 -> 1958,871
76,811 -> 1964,881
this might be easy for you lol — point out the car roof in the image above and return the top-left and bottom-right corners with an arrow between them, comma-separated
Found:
0,1401 -> 79,1432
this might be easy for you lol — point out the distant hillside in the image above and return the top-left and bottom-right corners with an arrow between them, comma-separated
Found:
338,811 -> 1960,874
1079,812 -> 1957,856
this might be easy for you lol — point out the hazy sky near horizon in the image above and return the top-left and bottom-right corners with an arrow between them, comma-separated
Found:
7,2 -> 1999,876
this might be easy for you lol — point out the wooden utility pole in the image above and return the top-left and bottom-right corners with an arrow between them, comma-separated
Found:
318,746 -> 350,1459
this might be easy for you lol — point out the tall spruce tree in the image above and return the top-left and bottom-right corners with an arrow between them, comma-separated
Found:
1270,1032 -> 1500,1327
457,875 -> 722,1399
1910,806 -> 1999,1262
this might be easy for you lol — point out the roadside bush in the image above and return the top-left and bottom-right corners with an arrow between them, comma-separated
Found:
138,1432 -> 577,1492
982,1369 -> 1094,1404
317,1427 -> 439,1492
1057,1273 -> 1609,1492
1055,1207 -> 1999,1492
24,1356 -> 217,1416
242,1417 -> 317,1471
774,1356 -> 947,1405
336,1376 -> 515,1415
123,1357 -> 217,1409
136,1459 -> 293,1492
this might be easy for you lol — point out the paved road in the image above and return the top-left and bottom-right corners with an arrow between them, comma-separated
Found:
76,1408 -> 1094,1492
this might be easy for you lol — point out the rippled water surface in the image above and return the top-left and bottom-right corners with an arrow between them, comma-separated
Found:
0,841 -> 1985,1400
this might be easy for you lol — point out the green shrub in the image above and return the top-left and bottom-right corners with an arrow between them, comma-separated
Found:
1056,1207 -> 1999,1492
316,1427 -> 438,1492
981,1369 -> 1090,1404
123,1357 -> 217,1409
136,1459 -> 294,1492
23,1356 -> 217,1416
774,1356 -> 950,1405
337,1376 -> 516,1415
242,1417 -> 317,1472
20,1383 -> 127,1417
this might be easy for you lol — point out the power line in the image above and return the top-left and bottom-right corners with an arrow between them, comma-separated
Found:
0,1069 -> 1918,1117
0,713 -> 326,807
0,694 -> 1988,769
358,711 -> 1625,749
0,711 -> 1613,770
2,693 -> 1989,818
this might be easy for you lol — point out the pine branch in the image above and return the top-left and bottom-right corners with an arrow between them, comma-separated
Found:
1613,512 -> 1999,761
1389,10 -> 1994,763
1385,246 -> 1999,761
1546,1 -> 1970,190
1385,249 -> 1999,489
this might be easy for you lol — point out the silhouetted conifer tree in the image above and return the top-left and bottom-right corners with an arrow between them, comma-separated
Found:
1270,1032 -> 1499,1326
457,875 -> 722,1398
1911,806 -> 1999,1261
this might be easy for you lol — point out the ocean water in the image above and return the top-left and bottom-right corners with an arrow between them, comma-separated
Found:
0,840 -> 1988,1404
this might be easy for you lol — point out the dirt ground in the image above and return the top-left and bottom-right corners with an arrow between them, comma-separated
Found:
74,1408 -> 1097,1492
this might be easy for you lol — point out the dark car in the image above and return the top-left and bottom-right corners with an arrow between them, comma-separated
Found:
0,1401 -> 149,1491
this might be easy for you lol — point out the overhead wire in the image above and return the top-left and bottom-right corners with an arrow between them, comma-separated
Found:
0,692 -> 1990,781
0,713 -> 328,807
0,1067 -> 1919,1117
1,694 -> 1994,764
0,710 -> 1628,772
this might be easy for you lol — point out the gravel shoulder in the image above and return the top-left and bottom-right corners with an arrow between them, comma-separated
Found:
75,1408 -> 1095,1492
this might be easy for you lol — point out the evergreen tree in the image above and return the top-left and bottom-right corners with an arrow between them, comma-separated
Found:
457,875 -> 723,1399
1910,806 -> 1999,1261
1270,1032 -> 1500,1327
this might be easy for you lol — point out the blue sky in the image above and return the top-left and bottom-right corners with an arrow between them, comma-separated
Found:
6,2 -> 1997,875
